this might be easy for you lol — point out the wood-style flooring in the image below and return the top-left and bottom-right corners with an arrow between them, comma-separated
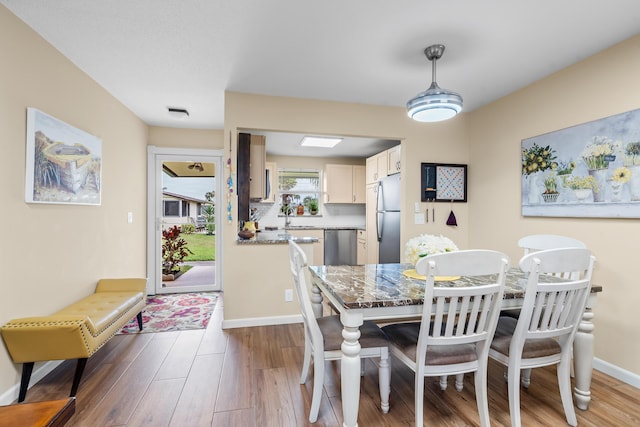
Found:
18,294 -> 640,426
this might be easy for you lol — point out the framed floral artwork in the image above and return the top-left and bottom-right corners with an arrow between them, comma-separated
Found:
522,107 -> 640,218
25,108 -> 102,205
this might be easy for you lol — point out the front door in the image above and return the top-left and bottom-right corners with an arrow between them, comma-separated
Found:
147,146 -> 223,294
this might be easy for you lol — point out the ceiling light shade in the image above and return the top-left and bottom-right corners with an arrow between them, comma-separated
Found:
407,44 -> 463,123
167,107 -> 189,120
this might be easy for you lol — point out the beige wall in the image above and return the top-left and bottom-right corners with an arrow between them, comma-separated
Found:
468,35 -> 640,374
0,6 -> 148,394
3,2 -> 638,398
223,92 -> 470,323
149,126 -> 223,149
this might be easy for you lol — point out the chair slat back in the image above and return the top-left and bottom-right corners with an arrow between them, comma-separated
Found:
414,250 -> 510,360
288,241 -> 323,347
516,248 -> 595,347
517,234 -> 587,279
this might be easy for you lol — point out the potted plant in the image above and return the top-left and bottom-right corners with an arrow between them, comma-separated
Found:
542,172 -> 559,203
308,198 -> 319,215
564,175 -> 599,202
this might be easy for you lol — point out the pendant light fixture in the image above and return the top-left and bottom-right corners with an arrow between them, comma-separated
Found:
407,44 -> 463,122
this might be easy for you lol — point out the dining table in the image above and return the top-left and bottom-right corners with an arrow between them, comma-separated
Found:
308,263 -> 602,427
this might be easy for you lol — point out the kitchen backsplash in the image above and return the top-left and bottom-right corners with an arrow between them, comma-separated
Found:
249,202 -> 365,229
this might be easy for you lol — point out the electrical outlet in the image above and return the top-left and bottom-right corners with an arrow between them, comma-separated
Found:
285,289 -> 294,302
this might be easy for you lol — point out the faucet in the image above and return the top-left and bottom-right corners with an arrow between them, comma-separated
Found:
284,195 -> 292,228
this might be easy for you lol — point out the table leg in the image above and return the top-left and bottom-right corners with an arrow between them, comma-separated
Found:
340,311 -> 363,427
311,282 -> 323,318
573,305 -> 595,410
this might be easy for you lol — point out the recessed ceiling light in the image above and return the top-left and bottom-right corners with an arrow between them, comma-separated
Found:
167,107 -> 189,120
300,136 -> 343,148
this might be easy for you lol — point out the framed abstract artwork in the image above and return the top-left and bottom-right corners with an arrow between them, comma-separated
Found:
421,163 -> 467,202
25,108 -> 102,205
522,108 -> 640,218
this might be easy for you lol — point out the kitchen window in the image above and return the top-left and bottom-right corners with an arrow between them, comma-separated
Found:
277,169 -> 321,215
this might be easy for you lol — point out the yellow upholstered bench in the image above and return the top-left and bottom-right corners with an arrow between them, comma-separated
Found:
1,278 -> 146,402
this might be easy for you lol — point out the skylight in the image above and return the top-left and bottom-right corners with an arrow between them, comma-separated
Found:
300,136 -> 343,148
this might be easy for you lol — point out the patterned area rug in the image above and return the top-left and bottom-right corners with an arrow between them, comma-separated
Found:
118,292 -> 218,334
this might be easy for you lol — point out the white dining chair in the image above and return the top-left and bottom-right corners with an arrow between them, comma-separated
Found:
382,250 -> 509,427
489,247 -> 595,427
288,240 -> 391,423
518,234 -> 586,279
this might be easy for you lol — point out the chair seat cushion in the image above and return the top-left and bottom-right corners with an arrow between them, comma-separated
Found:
382,322 -> 477,365
491,316 -> 561,358
317,315 -> 388,351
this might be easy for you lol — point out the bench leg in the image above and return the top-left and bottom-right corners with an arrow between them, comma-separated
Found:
18,362 -> 34,402
136,312 -> 143,331
70,358 -> 88,397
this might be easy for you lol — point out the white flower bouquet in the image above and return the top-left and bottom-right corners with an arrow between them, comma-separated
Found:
404,234 -> 458,266
581,136 -> 621,170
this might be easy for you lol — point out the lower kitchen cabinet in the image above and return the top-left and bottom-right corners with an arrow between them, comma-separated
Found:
286,229 -> 324,265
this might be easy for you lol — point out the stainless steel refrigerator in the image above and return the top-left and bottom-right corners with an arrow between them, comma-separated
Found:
376,173 -> 401,263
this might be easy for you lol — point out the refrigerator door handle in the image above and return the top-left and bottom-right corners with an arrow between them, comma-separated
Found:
376,181 -> 382,241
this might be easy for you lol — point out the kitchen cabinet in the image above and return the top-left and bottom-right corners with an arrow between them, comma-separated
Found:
261,161 -> 276,203
387,145 -> 401,175
365,183 -> 379,264
324,164 -> 365,204
287,229 -> 324,265
249,135 -> 266,200
366,151 -> 388,184
357,229 -> 366,265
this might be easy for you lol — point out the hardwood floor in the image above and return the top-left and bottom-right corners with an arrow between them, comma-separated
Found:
19,294 -> 640,426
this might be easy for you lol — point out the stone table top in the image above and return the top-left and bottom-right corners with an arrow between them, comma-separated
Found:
308,263 -> 602,309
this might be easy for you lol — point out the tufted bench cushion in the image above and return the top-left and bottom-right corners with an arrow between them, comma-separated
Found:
1,278 -> 146,402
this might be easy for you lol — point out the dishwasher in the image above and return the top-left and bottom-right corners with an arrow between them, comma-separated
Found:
324,229 -> 357,265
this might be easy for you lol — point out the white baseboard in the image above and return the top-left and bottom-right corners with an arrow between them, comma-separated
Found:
222,314 -> 302,329
0,360 -> 64,406
594,357 -> 640,389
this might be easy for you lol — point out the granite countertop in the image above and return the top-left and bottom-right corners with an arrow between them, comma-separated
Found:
262,225 -> 365,231
236,230 -> 319,245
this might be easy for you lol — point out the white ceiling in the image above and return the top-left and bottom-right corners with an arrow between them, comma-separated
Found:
3,0 -> 640,156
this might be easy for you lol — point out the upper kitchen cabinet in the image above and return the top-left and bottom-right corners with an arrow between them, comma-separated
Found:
324,164 -> 365,204
249,135 -> 266,200
387,145 -> 401,175
366,150 -> 388,184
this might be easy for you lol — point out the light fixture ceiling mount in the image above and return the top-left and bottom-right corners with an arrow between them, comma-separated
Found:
167,107 -> 189,120
407,44 -> 463,123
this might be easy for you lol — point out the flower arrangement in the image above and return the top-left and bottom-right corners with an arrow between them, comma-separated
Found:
404,234 -> 458,266
522,143 -> 557,176
543,172 -> 558,194
555,160 -> 576,175
623,142 -> 640,166
610,166 -> 632,184
563,175 -> 599,192
581,136 -> 621,170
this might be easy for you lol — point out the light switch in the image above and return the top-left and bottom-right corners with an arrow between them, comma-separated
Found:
414,202 -> 420,213
127,212 -> 133,224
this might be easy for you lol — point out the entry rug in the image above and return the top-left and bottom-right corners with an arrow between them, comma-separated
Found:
117,292 -> 218,334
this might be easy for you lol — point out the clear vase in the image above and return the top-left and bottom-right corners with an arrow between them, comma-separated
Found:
588,169 -> 608,202
627,165 -> 640,201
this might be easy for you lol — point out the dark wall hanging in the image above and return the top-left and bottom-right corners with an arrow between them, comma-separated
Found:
421,163 -> 468,202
